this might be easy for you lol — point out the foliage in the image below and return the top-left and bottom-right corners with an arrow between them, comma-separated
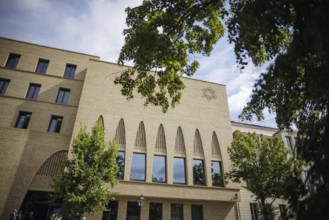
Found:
227,131 -> 302,220
52,120 -> 119,219
120,0 -> 329,218
117,0 -> 226,112
232,1 -> 329,218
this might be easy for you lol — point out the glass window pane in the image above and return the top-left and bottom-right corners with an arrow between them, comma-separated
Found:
173,158 -> 186,184
212,161 -> 224,186
56,88 -> 70,104
35,59 -> 49,74
48,116 -> 63,133
15,112 -> 31,129
191,205 -> 203,220
102,200 -> 118,220
126,201 -> 140,220
26,84 -> 41,100
64,64 -> 76,78
0,79 -> 10,95
130,153 -> 146,181
6,54 -> 20,68
149,203 -> 162,220
152,156 -> 166,182
171,204 -> 183,220
193,159 -> 205,185
117,151 -> 125,179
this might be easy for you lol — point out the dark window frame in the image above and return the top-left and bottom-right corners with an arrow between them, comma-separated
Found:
126,201 -> 140,220
117,151 -> 125,180
250,203 -> 259,220
48,115 -> 63,133
0,78 -> 10,95
152,155 -> 166,183
191,205 -> 203,220
173,157 -> 186,184
56,88 -> 70,104
64,64 -> 77,79
211,161 -> 224,187
193,159 -> 205,185
35,59 -> 49,74
149,203 -> 162,220
15,111 -> 32,129
5,53 -> 21,69
26,83 -> 41,100
171,203 -> 183,220
130,153 -> 146,181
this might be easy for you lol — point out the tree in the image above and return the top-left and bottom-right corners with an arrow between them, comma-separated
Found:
119,0 -> 329,218
227,131 -> 302,220
52,119 -> 119,219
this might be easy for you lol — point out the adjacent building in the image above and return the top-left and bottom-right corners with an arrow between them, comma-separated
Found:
0,38 -> 240,220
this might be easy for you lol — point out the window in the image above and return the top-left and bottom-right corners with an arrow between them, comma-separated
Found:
130,153 -> 146,181
191,205 -> 203,220
193,159 -> 205,185
48,116 -> 63,133
250,203 -> 259,220
15,111 -> 32,129
149,203 -> 162,220
212,161 -> 224,186
35,59 -> 49,74
279,204 -> 288,220
173,157 -> 186,184
64,64 -> 76,78
126,201 -> 140,220
56,88 -> 70,104
117,151 -> 125,179
152,155 -> 166,182
26,83 -> 41,100
102,200 -> 118,220
285,136 -> 294,156
171,204 -> 183,220
5,53 -> 20,68
0,78 -> 10,95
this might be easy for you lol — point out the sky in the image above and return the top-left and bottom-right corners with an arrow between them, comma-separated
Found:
0,0 -> 277,128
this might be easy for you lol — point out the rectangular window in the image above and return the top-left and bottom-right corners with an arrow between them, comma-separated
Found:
26,83 -> 41,100
250,203 -> 259,220
191,205 -> 203,220
130,153 -> 146,181
48,116 -> 63,133
5,53 -> 20,68
212,161 -> 224,186
173,157 -> 186,184
56,88 -> 70,104
116,151 -> 125,180
285,136 -> 294,156
64,64 -> 76,78
102,200 -> 118,220
279,204 -> 288,220
149,203 -> 162,220
0,78 -> 10,95
35,59 -> 49,74
171,204 -> 183,220
126,201 -> 140,220
152,155 -> 166,182
193,159 -> 205,185
15,111 -> 32,129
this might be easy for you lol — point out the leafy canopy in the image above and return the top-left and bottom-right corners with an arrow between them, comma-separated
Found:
52,119 -> 119,218
119,0 -> 329,218
227,131 -> 302,219
117,0 -> 225,112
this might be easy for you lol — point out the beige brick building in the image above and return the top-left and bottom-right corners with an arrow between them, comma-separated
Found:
0,38 -> 240,220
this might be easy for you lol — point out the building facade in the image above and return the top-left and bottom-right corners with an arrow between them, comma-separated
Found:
0,38 -> 240,220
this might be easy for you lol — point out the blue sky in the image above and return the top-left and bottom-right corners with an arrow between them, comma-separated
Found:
0,0 -> 277,127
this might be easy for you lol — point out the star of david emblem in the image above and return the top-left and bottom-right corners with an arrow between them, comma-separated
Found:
202,87 -> 217,101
